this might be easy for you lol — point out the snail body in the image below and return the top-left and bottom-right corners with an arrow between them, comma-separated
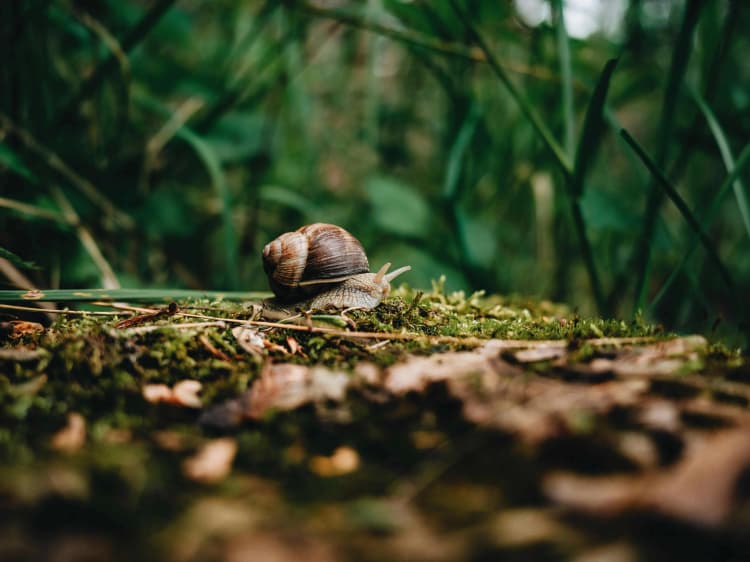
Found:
261,223 -> 410,311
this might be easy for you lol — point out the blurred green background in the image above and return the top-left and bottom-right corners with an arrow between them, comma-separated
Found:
1,0 -> 748,340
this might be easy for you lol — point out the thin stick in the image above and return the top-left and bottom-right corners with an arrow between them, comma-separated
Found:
119,321 -> 228,334
0,196 -> 67,223
0,303 -> 122,316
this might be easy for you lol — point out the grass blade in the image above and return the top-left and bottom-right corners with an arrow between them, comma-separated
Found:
691,88 -> 750,239
136,94 -> 239,290
0,196 -> 67,224
564,55 -> 619,313
294,1 -> 484,63
0,113 -> 133,229
55,0 -> 176,126
448,0 -> 573,177
0,248 -> 40,271
571,59 -> 619,197
620,128 -> 733,293
174,128 -> 239,290
552,0 -> 575,158
51,186 -> 121,290
0,288 -> 271,303
631,0 -> 703,311
443,103 -> 481,199
650,141 -> 750,310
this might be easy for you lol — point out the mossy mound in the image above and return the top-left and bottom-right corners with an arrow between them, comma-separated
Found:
1,288 -> 745,561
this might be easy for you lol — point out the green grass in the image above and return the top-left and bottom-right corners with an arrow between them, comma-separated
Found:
1,1 -> 749,345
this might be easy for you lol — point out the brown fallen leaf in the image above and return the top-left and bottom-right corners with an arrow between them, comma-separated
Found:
544,424 -> 750,527
182,437 -> 238,484
232,325 -> 266,357
142,380 -> 202,408
51,412 -> 86,453
247,363 -> 349,420
3,320 -> 45,338
309,446 -> 360,477
285,335 -> 307,357
385,340 -> 518,394
172,380 -> 203,408
142,383 -> 173,403
511,345 -> 567,363
573,336 -> 708,378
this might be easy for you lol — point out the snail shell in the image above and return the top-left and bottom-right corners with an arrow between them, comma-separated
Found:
262,223 -> 370,301
261,223 -> 411,311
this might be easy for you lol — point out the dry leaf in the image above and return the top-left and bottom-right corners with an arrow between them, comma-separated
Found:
232,325 -> 266,356
385,340 -> 517,394
51,412 -> 86,453
309,446 -> 360,477
4,320 -> 45,338
142,380 -> 202,408
142,384 -> 173,403
173,380 -> 203,408
183,437 -> 238,484
247,363 -> 349,420
511,345 -> 567,363
285,336 -> 305,356
544,425 -> 750,527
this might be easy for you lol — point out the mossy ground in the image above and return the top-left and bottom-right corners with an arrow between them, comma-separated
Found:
0,287 -> 743,561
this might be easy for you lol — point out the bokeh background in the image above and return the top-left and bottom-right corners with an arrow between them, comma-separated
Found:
1,0 -> 749,341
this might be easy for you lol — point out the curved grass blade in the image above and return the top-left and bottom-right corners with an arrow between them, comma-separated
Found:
0,248 -> 40,271
620,129 -> 734,293
0,197 -> 67,224
54,0 -> 176,127
447,0 -> 572,177
631,0 -> 703,311
571,59 -> 619,198
650,141 -> 750,310
0,288 -> 272,303
691,88 -> 750,239
175,127 -> 239,290
0,113 -> 133,229
552,0 -> 575,158
136,94 -> 239,290
443,103 -> 481,200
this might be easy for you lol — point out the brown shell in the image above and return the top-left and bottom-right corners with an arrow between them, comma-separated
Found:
262,223 -> 369,300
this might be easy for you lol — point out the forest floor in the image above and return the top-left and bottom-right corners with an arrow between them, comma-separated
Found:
1,285 -> 749,562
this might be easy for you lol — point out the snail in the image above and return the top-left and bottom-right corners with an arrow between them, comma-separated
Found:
261,223 -> 411,312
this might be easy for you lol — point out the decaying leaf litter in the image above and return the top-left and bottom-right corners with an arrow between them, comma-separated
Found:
1,284 -> 749,561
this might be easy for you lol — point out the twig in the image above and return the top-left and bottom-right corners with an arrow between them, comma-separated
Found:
0,303 -> 121,316
0,196 -> 67,223
119,321 -> 228,335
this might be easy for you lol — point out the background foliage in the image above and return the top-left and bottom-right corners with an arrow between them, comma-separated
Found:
1,0 -> 749,342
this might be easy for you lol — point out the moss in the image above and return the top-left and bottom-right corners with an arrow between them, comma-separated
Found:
3,288 -> 739,560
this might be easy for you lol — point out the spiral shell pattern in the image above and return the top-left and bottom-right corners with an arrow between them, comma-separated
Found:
262,223 -> 369,299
